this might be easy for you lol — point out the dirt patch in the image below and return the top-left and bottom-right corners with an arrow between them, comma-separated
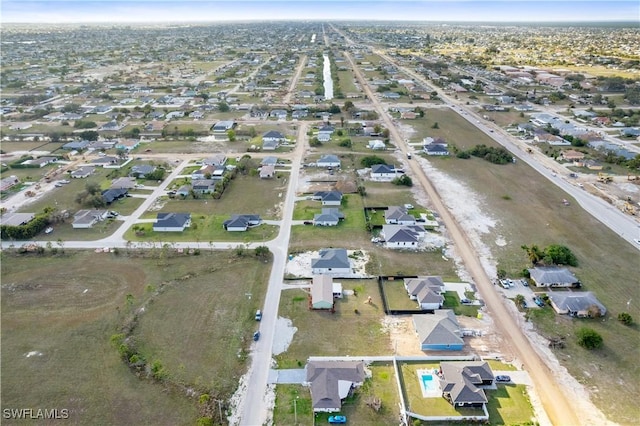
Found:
272,317 -> 297,356
285,250 -> 371,278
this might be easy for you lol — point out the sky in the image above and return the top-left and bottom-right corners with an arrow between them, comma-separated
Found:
1,1 -> 638,24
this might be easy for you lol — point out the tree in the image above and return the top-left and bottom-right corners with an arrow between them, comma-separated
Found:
227,129 -> 236,141
543,244 -> 578,266
79,130 -> 99,141
360,156 -> 387,168
514,294 -> 526,309
617,312 -> 633,325
431,122 -> 439,129
392,175 -> 413,186
521,244 -> 544,265
218,102 -> 230,112
576,327 -> 603,350
255,245 -> 270,259
342,100 -> 354,112
328,104 -> 341,114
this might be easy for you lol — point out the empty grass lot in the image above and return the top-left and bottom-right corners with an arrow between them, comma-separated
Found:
124,216 -> 278,243
1,250 -> 271,425
273,385 -> 313,426
408,108 -> 498,150
1,251 -> 204,425
362,182 -> 417,209
424,136 -> 640,423
159,174 -> 287,219
276,282 -> 389,369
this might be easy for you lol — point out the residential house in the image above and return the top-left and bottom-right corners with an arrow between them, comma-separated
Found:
370,164 -> 400,181
262,139 -> 280,151
203,155 -> 227,166
313,208 -> 344,226
382,91 -> 401,99
91,156 -> 119,166
72,209 -> 109,229
317,125 -> 335,142
305,361 -> 366,413
130,164 -> 156,178
269,109 -> 288,120
211,121 -> 236,132
316,154 -> 341,168
311,275 -> 334,310
153,212 -> 191,232
100,120 -> 122,131
1,212 -> 35,226
101,188 -> 128,204
311,248 -> 352,275
222,214 -> 261,232
71,166 -> 96,179
0,176 -> 19,192
192,164 -> 225,180
423,143 -> 450,156
384,206 -> 416,225
528,266 -> 580,288
260,156 -> 278,167
312,191 -> 343,206
192,179 -> 216,194
292,109 -> 308,119
439,361 -> 493,407
367,139 -> 386,150
381,224 -> 425,248
560,149 -> 585,162
401,111 -> 417,119
404,276 -> 445,310
262,130 -> 286,144
259,165 -> 275,179
413,310 -> 464,351
62,140 -> 90,151
548,291 -> 607,317
22,156 -> 57,168
110,177 -> 137,189
116,139 -> 140,151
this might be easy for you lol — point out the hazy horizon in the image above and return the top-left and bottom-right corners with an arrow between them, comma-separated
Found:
2,1 -> 638,24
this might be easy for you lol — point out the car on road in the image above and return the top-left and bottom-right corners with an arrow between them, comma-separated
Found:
253,331 -> 260,341
495,375 -> 511,383
328,415 -> 347,424
255,310 -> 262,321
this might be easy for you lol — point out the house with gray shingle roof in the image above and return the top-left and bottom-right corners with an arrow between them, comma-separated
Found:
381,224 -> 425,249
153,212 -> 191,232
548,291 -> 606,317
439,361 -> 493,407
316,154 -> 340,168
311,275 -> 334,310
312,190 -> 343,206
528,266 -> 580,288
370,164 -> 400,181
311,249 -> 351,275
385,206 -> 416,225
413,310 -> 463,351
405,276 -> 445,310
222,214 -> 261,232
313,208 -> 344,226
305,360 -> 366,412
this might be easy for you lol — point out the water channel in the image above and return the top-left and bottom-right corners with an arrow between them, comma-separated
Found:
322,53 -> 333,100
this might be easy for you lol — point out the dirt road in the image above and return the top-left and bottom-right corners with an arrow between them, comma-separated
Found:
342,46 -> 580,425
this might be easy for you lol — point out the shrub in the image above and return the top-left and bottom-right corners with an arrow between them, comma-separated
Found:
618,312 -> 633,325
576,327 -> 603,350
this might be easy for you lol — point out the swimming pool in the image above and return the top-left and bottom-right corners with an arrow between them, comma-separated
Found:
417,369 -> 440,397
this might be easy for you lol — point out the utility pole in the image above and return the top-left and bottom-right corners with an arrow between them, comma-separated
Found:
294,396 -> 299,424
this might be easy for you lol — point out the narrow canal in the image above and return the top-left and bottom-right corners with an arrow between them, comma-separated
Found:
322,53 -> 333,100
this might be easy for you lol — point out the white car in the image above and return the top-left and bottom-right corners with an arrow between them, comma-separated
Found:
44,227 -> 53,234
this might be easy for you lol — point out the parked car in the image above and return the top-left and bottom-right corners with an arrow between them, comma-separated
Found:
460,298 -> 471,304
404,203 -> 414,210
328,415 -> 347,424
255,310 -> 262,321
44,227 -> 53,234
253,331 -> 260,341
303,221 -> 313,225
533,296 -> 545,307
495,375 -> 511,383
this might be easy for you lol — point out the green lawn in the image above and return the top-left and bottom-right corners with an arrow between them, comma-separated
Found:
365,249 -> 458,279
1,251 -> 222,425
381,280 -> 419,311
273,385 -> 313,426
485,384 -> 536,425
361,182 -> 416,207
159,174 -> 287,219
275,282 -> 390,368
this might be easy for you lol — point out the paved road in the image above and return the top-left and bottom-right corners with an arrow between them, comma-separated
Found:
338,34 -> 581,425
238,122 -> 308,426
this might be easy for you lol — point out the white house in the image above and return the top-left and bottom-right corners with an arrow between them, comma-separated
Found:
381,224 -> 425,249
153,213 -> 191,232
317,125 -> 335,142
311,249 -> 352,275
72,209 -> 109,229
367,139 -> 386,150
316,154 -> 341,168
370,164 -> 400,181
384,206 -> 416,225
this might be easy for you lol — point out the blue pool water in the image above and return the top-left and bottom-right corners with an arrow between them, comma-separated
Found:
421,373 -> 437,392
